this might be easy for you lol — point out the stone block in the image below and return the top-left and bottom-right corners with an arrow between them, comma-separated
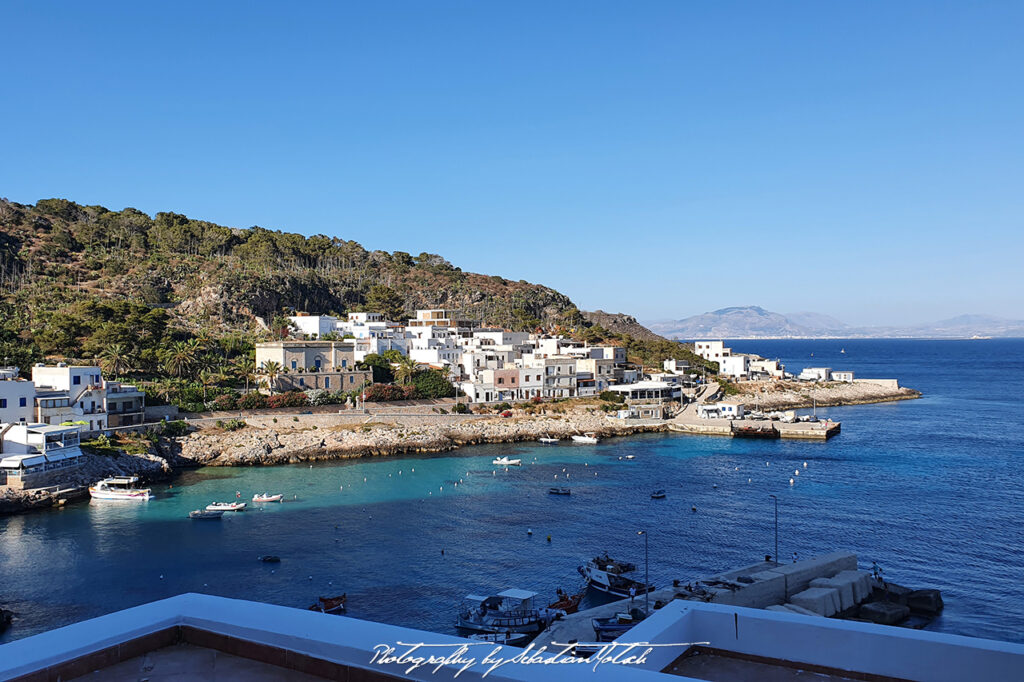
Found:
859,601 -> 910,625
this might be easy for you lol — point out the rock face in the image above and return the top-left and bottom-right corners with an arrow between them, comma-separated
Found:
907,589 -> 945,615
582,311 -> 668,342
730,380 -> 920,410
170,412 -> 666,467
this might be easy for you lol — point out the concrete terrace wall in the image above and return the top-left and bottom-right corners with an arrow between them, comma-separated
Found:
853,378 -> 900,390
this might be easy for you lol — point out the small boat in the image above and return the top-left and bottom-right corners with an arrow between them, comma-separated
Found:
538,437 -> 560,444
456,590 -> 552,634
492,457 -> 522,466
548,487 -> 571,495
840,348 -> 846,354
592,609 -> 649,641
548,588 -> 585,615
189,509 -> 224,520
571,433 -> 599,444
257,555 -> 281,563
206,502 -> 246,512
467,631 -> 532,647
89,476 -> 153,501
578,555 -> 655,598
308,594 -> 347,615
651,490 -> 666,499
252,493 -> 284,503
624,455 -> 636,460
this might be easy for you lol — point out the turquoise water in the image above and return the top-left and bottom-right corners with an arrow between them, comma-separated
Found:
2,339 -> 1023,645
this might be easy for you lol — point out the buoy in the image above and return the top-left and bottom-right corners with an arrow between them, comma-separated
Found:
691,506 -> 697,512
794,470 -> 799,476
527,528 -> 533,535
412,468 -> 415,472
308,576 -> 312,580
441,549 -> 445,555
159,575 -> 164,580
546,535 -> 551,542
735,467 -> 739,470
309,464 -> 313,469
766,462 -> 770,467
790,478 -> 795,485
713,484 -> 718,489
748,478 -> 752,483
803,462 -> 808,468
271,569 -> 275,573
364,477 -> 367,482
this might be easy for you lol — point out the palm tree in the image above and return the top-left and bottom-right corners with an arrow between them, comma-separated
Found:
394,356 -> 419,386
260,360 -> 282,394
160,341 -> 194,378
98,343 -> 136,377
198,368 -> 224,401
232,357 -> 257,394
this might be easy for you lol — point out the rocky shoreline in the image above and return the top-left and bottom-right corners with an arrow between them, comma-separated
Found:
728,380 -> 920,411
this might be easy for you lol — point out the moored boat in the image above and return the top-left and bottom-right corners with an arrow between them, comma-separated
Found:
650,489 -> 666,499
206,502 -> 246,512
538,437 -> 560,444
548,587 -> 585,615
252,493 -> 284,503
456,590 -> 554,634
571,433 -> 599,444
548,487 -> 571,495
492,456 -> 522,466
578,555 -> 655,598
308,594 -> 347,615
467,631 -> 532,647
257,555 -> 281,563
189,509 -> 224,520
89,476 -> 153,501
592,608 -> 649,641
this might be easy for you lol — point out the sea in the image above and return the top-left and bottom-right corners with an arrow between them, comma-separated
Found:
1,339 -> 1022,645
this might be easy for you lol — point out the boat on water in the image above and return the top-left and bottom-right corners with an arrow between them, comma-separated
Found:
650,489 -> 666,499
252,493 -> 284,503
492,456 -> 522,466
308,594 -> 347,615
257,555 -> 281,563
538,437 -> 560,444
548,587 -> 585,615
578,555 -> 655,598
624,455 -> 635,460
456,589 -> 554,634
548,487 -> 571,495
206,501 -> 246,512
571,433 -> 599,444
467,631 -> 532,647
89,476 -> 153,501
592,608 -> 649,641
189,509 -> 224,520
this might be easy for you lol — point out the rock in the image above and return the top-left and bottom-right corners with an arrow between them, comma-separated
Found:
907,589 -> 944,614
859,601 -> 910,625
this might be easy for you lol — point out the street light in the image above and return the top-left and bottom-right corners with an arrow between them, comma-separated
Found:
637,530 -> 649,616
768,494 -> 778,566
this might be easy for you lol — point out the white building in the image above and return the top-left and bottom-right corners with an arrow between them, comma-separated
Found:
0,423 -> 84,489
31,364 -> 108,435
287,314 -> 340,339
750,357 -> 786,379
0,369 -> 35,425
694,340 -> 732,361
830,370 -> 855,382
522,355 -> 577,398
718,354 -> 751,379
662,358 -> 691,375
799,367 -> 833,382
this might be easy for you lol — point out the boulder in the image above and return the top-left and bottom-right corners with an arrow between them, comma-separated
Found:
859,601 -> 910,625
907,589 -> 944,615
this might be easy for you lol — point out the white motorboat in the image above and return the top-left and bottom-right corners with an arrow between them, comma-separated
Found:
456,589 -> 555,634
492,457 -> 522,466
467,631 -> 532,647
571,433 -> 599,444
206,501 -> 246,512
538,437 -> 560,444
89,476 -> 153,501
252,493 -> 284,503
189,509 -> 224,520
578,554 -> 655,598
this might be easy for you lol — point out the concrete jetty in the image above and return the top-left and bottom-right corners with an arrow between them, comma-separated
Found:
533,552 -> 859,649
669,414 -> 841,440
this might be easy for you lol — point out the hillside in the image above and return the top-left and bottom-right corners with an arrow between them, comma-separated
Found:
581,310 -> 668,342
0,197 -> 706,377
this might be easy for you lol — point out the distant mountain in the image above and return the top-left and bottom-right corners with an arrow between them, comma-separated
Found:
648,306 -> 1024,339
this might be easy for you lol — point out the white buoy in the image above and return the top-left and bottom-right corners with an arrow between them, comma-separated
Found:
160,575 -> 164,580
412,468 -> 415,472
308,575 -> 313,580
735,467 -> 739,470
364,477 -> 367,482
766,462 -> 770,467
794,470 -> 799,476
803,462 -> 808,468
790,478 -> 795,485
748,478 -> 752,483
527,528 -> 533,535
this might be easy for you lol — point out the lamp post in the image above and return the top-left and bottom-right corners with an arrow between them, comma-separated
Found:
769,494 -> 778,566
637,530 -> 649,615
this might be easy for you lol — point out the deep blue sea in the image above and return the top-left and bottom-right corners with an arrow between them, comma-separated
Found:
2,339 -> 1023,645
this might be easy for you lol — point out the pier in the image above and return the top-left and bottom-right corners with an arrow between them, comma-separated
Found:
668,415 -> 840,440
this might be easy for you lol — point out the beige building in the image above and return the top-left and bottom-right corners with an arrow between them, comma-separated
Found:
406,309 -> 479,329
255,341 -> 371,393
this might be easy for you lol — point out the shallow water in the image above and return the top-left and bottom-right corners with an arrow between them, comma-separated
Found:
2,339 -> 1022,644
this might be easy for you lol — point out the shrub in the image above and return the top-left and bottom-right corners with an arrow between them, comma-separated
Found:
180,401 -> 204,413
451,402 -> 470,414
305,388 -> 331,406
218,418 -> 246,431
599,391 -> 625,404
212,393 -> 238,410
162,420 -> 190,437
531,396 -> 543,404
410,369 -> 456,399
494,402 -> 513,412
267,391 -> 309,409
363,383 -> 407,402
238,392 -> 268,409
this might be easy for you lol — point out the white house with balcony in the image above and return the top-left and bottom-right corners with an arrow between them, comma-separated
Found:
31,364 -> 108,435
694,340 -> 732,361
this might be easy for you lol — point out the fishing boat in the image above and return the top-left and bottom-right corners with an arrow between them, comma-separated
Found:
548,587 -> 585,615
252,493 -> 284,503
189,509 -> 224,520
650,489 -> 666,499
467,631 -> 532,647
592,609 -> 649,641
257,555 -> 281,563
89,476 -> 153,501
206,501 -> 246,512
308,594 -> 347,615
571,433 -> 599,444
548,487 -> 571,495
538,437 -> 560,444
492,456 -> 522,466
578,555 -> 655,598
456,590 -> 553,634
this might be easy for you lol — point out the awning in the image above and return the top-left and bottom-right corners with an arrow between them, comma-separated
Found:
0,454 -> 47,469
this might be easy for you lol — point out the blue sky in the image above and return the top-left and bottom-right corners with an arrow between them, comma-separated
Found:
2,2 -> 1021,326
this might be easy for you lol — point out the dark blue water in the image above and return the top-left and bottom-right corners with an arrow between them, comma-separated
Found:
1,339 -> 1022,645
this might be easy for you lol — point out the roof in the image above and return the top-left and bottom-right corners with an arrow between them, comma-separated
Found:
27,423 -> 80,435
0,454 -> 46,468
606,381 -> 675,392
496,589 -> 538,601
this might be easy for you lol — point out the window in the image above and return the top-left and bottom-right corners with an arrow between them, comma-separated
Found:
291,361 -> 297,369
19,397 -> 27,407
349,375 -> 354,384
299,378 -> 305,387
0,399 -> 5,408
73,376 -> 81,385
341,359 -> 347,368
325,377 -> 330,389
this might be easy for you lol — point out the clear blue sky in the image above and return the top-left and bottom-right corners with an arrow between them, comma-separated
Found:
2,2 -> 1022,326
